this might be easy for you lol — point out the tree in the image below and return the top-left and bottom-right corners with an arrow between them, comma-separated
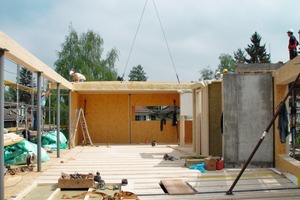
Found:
234,48 -> 246,64
18,67 -> 34,104
244,32 -> 270,63
199,66 -> 215,81
4,67 -> 35,104
128,65 -> 148,81
54,24 -> 119,81
4,86 -> 16,102
217,54 -> 236,73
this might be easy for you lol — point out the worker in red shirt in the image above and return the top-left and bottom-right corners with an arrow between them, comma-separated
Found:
287,29 -> 298,60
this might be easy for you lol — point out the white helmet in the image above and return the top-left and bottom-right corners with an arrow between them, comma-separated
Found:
69,70 -> 74,75
287,29 -> 294,33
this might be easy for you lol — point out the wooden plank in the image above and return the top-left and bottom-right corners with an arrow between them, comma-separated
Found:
161,179 -> 195,195
0,31 -> 72,90
4,133 -> 24,146
11,145 -> 300,200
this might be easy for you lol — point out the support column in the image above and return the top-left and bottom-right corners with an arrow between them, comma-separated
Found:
68,90 -> 71,149
16,64 -> 20,130
56,83 -> 61,158
180,115 -> 185,146
128,94 -> 132,143
0,48 -> 6,200
36,72 -> 42,172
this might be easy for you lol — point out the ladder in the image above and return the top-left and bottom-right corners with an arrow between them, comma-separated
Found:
73,108 -> 93,146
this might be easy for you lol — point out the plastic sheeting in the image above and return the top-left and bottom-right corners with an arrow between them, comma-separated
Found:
41,131 -> 68,150
4,140 -> 49,165
189,163 -> 206,173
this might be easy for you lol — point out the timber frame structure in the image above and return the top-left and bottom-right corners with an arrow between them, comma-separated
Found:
1,31 -> 300,199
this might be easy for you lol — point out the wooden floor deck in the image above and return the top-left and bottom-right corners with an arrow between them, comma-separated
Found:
11,145 -> 300,199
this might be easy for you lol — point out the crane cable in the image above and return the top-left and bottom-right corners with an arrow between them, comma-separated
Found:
152,0 -> 180,83
121,0 -> 148,81
122,0 -> 180,83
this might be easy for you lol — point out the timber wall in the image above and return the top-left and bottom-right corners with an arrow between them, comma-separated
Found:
70,92 -> 192,144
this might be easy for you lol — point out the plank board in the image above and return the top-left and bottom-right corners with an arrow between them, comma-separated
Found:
7,145 -> 300,200
161,179 -> 195,195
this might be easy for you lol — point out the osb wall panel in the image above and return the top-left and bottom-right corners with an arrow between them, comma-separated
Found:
78,94 -> 129,144
130,93 -> 180,143
208,82 -> 222,156
131,93 -> 179,106
131,120 -> 178,143
72,92 -> 182,144
70,92 -> 80,146
185,120 -> 192,143
274,84 -> 287,156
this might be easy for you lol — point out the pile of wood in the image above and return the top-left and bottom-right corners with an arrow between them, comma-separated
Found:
4,132 -> 24,146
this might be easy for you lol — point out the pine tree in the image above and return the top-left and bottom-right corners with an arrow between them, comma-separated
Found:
128,65 -> 148,81
234,48 -> 246,64
245,32 -> 270,63
18,67 -> 35,104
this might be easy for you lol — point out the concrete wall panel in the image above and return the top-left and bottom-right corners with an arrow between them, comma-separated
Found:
223,73 -> 273,167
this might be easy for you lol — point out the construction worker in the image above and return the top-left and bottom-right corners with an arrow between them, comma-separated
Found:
70,70 -> 86,82
287,29 -> 298,60
216,71 -> 223,80
33,88 -> 50,130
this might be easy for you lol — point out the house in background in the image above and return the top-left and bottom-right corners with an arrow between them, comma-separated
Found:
134,106 -> 153,121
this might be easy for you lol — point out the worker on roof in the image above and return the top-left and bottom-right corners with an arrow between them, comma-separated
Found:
69,70 -> 86,82
287,29 -> 298,60
216,71 -> 223,80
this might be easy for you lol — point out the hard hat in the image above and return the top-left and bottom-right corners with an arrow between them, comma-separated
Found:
223,69 -> 228,73
287,29 -> 294,33
69,70 -> 74,75
216,71 -> 221,75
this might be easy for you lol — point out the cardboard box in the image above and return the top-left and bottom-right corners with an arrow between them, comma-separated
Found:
204,157 -> 216,171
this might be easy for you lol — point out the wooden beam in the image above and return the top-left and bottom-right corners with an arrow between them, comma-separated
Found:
0,31 -> 72,90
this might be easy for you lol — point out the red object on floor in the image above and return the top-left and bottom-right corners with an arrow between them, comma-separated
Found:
216,160 -> 224,170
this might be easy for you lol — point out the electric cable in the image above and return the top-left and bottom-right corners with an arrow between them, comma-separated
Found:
121,0 -> 148,81
4,69 -> 17,75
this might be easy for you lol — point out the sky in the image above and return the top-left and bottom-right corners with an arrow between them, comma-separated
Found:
1,0 -> 299,83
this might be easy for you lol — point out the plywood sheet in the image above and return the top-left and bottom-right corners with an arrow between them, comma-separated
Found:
161,179 -> 195,195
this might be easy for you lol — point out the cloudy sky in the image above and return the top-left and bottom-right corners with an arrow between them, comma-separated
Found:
1,0 -> 299,83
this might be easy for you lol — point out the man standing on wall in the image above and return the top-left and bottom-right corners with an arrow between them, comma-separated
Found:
287,29 -> 298,60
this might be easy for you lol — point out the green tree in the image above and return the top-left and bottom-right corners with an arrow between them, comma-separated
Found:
128,65 -> 148,81
4,68 -> 35,104
55,24 -> 119,81
234,48 -> 246,64
18,67 -> 34,104
217,54 -> 236,73
4,86 -> 16,102
199,66 -> 215,81
244,32 -> 271,63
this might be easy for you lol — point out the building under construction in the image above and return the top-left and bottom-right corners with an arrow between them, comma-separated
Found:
1,31 -> 300,199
